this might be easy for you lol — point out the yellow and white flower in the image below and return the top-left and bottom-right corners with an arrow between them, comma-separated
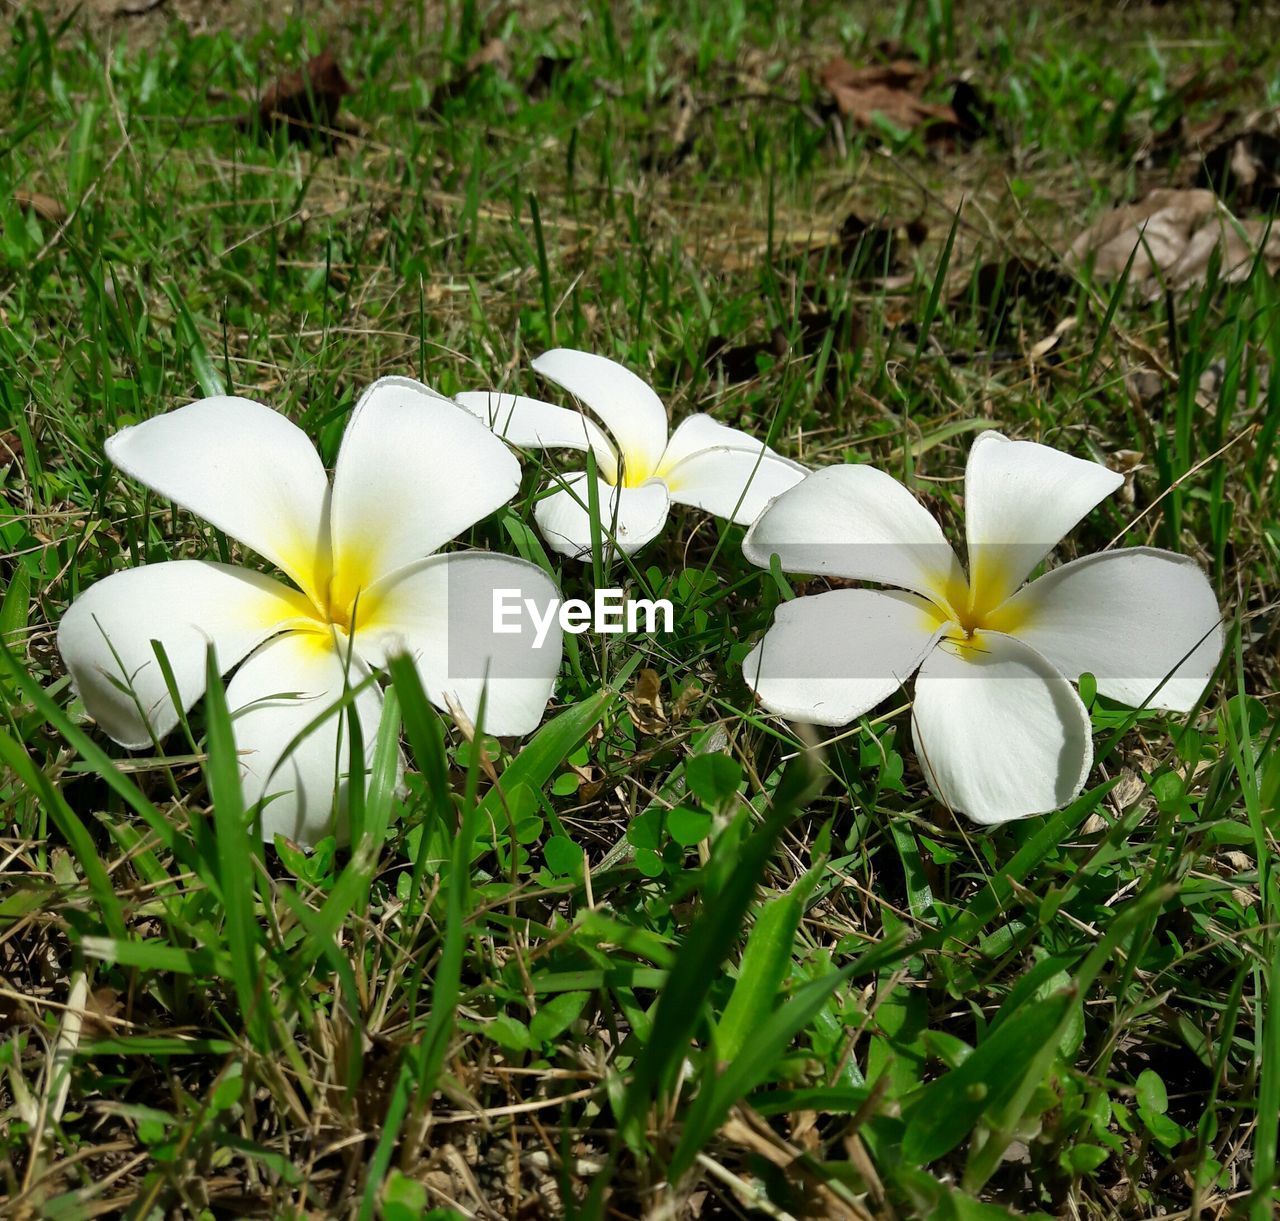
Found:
58,378 -> 562,846
457,349 -> 806,560
742,431 -> 1224,825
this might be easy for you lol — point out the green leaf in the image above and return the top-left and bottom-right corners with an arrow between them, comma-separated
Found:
67,101 -> 99,201
0,639 -> 215,895
551,771 -> 580,796
1077,671 -> 1097,706
901,986 -> 1077,1164
162,281 -> 224,397
0,725 -> 126,939
530,991 -> 589,1044
485,1016 -> 531,1052
1136,1068 -> 1168,1115
669,955 -> 869,1179
667,806 -> 712,847
210,1065 -> 244,1112
544,835 -> 584,877
620,757 -> 818,1147
477,687 -> 621,821
0,564 -> 30,644
1064,1144 -> 1109,1175
202,646 -> 270,1050
717,883 -> 807,1060
381,1170 -> 429,1221
686,752 -> 742,805
635,847 -> 664,878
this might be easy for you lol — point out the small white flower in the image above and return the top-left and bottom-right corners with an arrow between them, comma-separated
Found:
59,378 -> 563,847
741,431 -> 1224,825
457,349 -> 807,560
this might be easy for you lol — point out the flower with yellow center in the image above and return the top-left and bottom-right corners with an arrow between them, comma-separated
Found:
58,378 -> 563,847
456,349 -> 807,560
741,431 -> 1224,825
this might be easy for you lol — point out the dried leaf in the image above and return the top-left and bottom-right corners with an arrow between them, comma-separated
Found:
627,668 -> 666,735
525,53 -> 574,99
1067,188 -> 1219,281
12,190 -> 67,224
1066,188 -> 1279,295
246,51 -> 356,147
954,256 -> 1076,340
425,38 -> 510,113
640,83 -> 697,173
1199,130 -> 1280,211
706,306 -> 864,386
1165,215 -> 1280,289
820,56 -> 958,137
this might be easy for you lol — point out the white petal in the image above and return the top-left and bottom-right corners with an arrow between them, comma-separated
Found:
328,377 -> 521,592
911,631 -> 1093,826
532,473 -> 670,561
964,431 -> 1123,609
106,398 -> 329,601
990,548 -> 1222,712
743,589 -> 942,726
664,445 -> 807,524
742,465 -> 964,605
454,389 -> 618,478
356,552 -> 561,736
660,414 -> 782,469
532,350 -> 668,481
228,631 -> 383,848
57,561 -> 313,749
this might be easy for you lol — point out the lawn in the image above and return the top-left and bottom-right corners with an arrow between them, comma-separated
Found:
1,1 -> 1277,1217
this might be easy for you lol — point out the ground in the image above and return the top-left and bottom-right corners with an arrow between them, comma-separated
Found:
1,0 -> 1278,1218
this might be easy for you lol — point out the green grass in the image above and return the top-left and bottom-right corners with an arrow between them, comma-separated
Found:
2,1 -> 1278,1216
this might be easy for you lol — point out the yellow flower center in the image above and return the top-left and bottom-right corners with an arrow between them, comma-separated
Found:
277,542 -> 382,642
927,559 -> 1030,641
607,452 -> 654,489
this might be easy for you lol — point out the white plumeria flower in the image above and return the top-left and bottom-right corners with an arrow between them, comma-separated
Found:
741,431 -> 1224,825
58,378 -> 562,847
456,349 -> 807,560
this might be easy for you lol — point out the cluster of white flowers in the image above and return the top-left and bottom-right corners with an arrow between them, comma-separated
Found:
60,350 -> 1223,845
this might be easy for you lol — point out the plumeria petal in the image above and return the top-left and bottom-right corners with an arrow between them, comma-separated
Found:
57,561 -> 313,749
228,630 -> 383,848
533,473 -> 670,560
989,548 -> 1222,712
744,589 -> 943,726
742,465 -> 965,606
660,414 -> 782,469
454,389 -> 619,479
355,553 -> 561,735
328,377 -> 520,598
664,445 -> 806,524
964,431 -> 1123,610
532,350 -> 668,482
106,397 -> 330,602
911,631 -> 1093,825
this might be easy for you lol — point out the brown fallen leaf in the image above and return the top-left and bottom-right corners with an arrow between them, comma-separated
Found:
706,305 -> 865,387
13,190 -> 68,224
1199,130 -> 1280,212
952,256 -> 1076,341
424,37 -> 510,113
640,82 -> 696,173
1165,215 -> 1280,289
626,668 -> 666,735
820,56 -> 958,137
525,53 -> 574,99
1067,188 -> 1219,282
1067,188 -> 1280,295
246,51 -> 356,147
